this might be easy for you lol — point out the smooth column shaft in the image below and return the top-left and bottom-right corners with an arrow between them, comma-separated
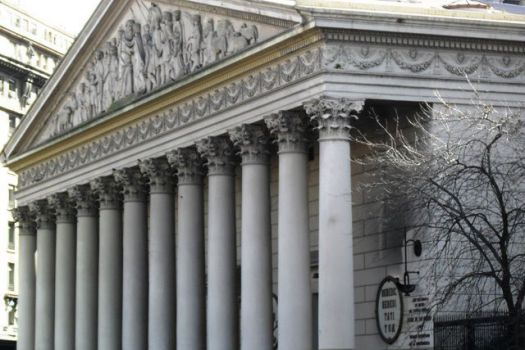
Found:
149,191 -> 175,349
54,220 -> 76,350
98,207 -> 122,350
17,228 -> 36,350
75,215 -> 98,350
35,226 -> 56,350
208,174 -> 237,350
122,200 -> 148,350
319,140 -> 355,350
241,163 -> 273,350
177,183 -> 205,350
278,152 -> 312,350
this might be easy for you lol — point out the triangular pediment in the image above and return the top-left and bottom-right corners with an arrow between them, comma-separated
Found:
7,0 -> 299,157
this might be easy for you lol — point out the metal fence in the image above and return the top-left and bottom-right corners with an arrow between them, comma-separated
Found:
434,311 -> 525,350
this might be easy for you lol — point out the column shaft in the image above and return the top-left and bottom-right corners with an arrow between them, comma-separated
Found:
13,207 -> 36,350
92,178 -> 123,350
115,168 -> 148,350
31,201 -> 56,350
198,136 -> 238,350
266,112 -> 312,350
71,186 -> 99,350
305,97 -> 364,350
140,158 -> 176,350
231,124 -> 273,350
169,148 -> 205,350
50,193 -> 76,350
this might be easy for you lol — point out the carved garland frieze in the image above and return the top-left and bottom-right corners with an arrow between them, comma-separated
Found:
19,46 -> 323,189
41,2 -> 268,143
323,43 -> 525,79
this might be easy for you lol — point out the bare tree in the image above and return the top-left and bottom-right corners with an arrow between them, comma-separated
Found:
354,92 -> 525,349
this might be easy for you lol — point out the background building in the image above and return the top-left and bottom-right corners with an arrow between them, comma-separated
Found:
0,1 -> 72,347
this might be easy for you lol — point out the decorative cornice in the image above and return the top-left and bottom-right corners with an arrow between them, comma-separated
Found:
12,206 -> 35,232
48,192 -> 76,223
90,176 -> 122,210
196,136 -> 236,176
29,199 -> 55,230
229,124 -> 270,165
17,46 -> 322,189
167,148 -> 204,185
113,167 -> 147,202
303,96 -> 364,141
138,157 -> 174,193
68,184 -> 98,217
265,111 -> 309,153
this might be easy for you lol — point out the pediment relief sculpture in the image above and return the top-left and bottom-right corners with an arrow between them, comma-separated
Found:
38,1 -> 281,144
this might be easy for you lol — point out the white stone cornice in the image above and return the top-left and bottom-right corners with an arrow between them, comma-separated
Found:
303,96 -> 364,141
138,157 -> 174,193
48,192 -> 76,223
229,124 -> 271,165
90,176 -> 122,210
167,148 -> 204,186
196,136 -> 236,176
113,167 -> 147,202
265,111 -> 309,153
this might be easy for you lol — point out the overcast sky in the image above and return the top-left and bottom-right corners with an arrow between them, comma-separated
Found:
9,0 -> 102,35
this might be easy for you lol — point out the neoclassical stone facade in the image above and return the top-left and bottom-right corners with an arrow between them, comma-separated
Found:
3,1 -> 525,350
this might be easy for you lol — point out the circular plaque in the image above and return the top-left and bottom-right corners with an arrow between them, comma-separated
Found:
375,276 -> 404,344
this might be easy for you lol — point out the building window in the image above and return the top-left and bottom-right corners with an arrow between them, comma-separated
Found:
9,115 -> 18,135
8,185 -> 15,208
8,79 -> 16,98
8,222 -> 15,250
7,309 -> 15,326
30,22 -> 37,35
8,263 -> 14,291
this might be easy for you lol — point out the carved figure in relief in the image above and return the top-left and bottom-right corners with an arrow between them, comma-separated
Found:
170,10 -> 185,80
149,4 -> 163,87
159,11 -> 174,85
86,62 -> 98,117
132,21 -> 146,94
77,82 -> 90,123
215,19 -> 233,59
103,40 -> 119,108
142,23 -> 156,92
186,14 -> 203,72
240,23 -> 258,45
93,50 -> 105,113
118,22 -> 135,96
201,18 -> 216,66
228,31 -> 249,55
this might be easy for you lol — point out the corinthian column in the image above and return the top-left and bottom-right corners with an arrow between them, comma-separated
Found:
69,185 -> 99,350
139,158 -> 176,350
230,124 -> 273,350
114,167 -> 148,350
167,148 -> 205,350
197,136 -> 238,350
91,177 -> 123,350
265,112 -> 312,350
48,193 -> 76,350
12,206 -> 36,350
304,96 -> 364,350
30,199 -> 56,350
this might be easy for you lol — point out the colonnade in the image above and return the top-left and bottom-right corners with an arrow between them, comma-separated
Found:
13,97 -> 363,350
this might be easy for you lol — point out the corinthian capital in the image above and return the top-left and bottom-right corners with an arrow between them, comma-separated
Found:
167,148 -> 203,185
229,124 -> 270,165
139,157 -> 174,193
48,192 -> 76,223
303,96 -> 364,141
113,167 -> 147,202
91,176 -> 122,209
68,184 -> 98,217
196,136 -> 236,176
29,199 -> 55,230
265,111 -> 309,153
12,206 -> 34,232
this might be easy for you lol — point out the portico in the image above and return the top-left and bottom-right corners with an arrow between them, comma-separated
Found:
4,1 -> 525,350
